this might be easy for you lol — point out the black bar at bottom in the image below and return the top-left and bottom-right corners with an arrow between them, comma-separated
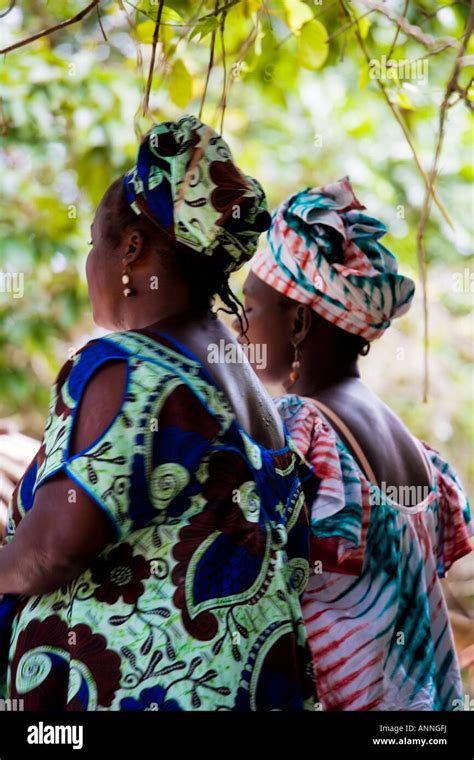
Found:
0,710 -> 472,758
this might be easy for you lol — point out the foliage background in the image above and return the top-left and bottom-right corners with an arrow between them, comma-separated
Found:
0,2 -> 473,685
2,0 -> 472,484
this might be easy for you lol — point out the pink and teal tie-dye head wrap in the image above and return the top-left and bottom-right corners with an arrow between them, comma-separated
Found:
251,177 -> 415,341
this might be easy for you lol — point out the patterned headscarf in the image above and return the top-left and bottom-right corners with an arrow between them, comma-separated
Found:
123,115 -> 270,274
251,177 -> 415,341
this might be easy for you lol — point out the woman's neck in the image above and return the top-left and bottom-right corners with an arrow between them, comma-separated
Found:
286,360 -> 361,397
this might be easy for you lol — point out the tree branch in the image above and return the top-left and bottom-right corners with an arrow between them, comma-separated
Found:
214,2 -> 266,119
0,0 -> 16,19
418,1 -> 469,27
0,0 -> 101,55
357,0 -> 460,52
326,8 -> 375,42
142,0 -> 165,117
386,0 -> 409,59
219,9 -> 228,133
339,1 -> 452,227
199,0 -> 219,120
415,0 -> 474,400
96,3 -> 107,42
199,0 -> 241,21
339,0 -> 454,403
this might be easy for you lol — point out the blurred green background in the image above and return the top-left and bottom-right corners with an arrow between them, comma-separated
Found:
0,0 -> 472,487
0,0 -> 473,698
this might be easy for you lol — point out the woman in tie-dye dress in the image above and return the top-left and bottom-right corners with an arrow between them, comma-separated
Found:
235,178 -> 472,711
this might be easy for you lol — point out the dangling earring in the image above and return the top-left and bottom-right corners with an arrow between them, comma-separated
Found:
289,343 -> 301,385
121,263 -> 134,297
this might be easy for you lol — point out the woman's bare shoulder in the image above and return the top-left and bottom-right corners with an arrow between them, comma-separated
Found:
317,380 -> 431,489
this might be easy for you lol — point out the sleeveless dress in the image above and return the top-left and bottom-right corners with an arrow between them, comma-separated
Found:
1,331 -> 315,711
275,394 -> 472,711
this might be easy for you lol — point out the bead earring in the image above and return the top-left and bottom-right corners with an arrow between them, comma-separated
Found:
289,343 -> 301,385
121,263 -> 134,297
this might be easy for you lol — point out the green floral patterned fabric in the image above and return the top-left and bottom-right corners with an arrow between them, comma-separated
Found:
3,330 -> 315,711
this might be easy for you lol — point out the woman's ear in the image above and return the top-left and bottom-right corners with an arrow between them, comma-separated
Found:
291,303 -> 313,344
121,229 -> 145,266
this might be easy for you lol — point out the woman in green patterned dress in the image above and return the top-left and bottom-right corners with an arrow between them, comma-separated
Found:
0,116 -> 315,711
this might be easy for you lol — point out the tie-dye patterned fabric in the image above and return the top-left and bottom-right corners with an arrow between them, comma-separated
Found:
251,178 -> 415,341
0,332 -> 316,711
276,394 -> 472,711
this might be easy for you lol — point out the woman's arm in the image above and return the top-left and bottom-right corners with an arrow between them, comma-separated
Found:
0,423 -> 39,540
0,361 -> 127,596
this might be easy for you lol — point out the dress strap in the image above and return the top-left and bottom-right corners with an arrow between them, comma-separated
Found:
300,396 -> 379,486
412,435 -> 435,487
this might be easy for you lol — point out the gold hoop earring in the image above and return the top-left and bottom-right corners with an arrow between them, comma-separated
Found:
121,264 -> 134,297
289,343 -> 301,385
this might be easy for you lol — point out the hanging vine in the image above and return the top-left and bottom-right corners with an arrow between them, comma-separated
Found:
1,0 -> 472,401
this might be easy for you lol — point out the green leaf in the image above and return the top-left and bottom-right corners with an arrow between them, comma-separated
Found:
189,15 -> 219,42
136,20 -> 156,44
234,0 -> 262,16
358,17 -> 371,39
396,90 -> 415,111
359,64 -> 370,90
135,1 -> 183,23
297,19 -> 329,70
161,6 -> 184,24
283,0 -> 313,33
168,59 -> 193,108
